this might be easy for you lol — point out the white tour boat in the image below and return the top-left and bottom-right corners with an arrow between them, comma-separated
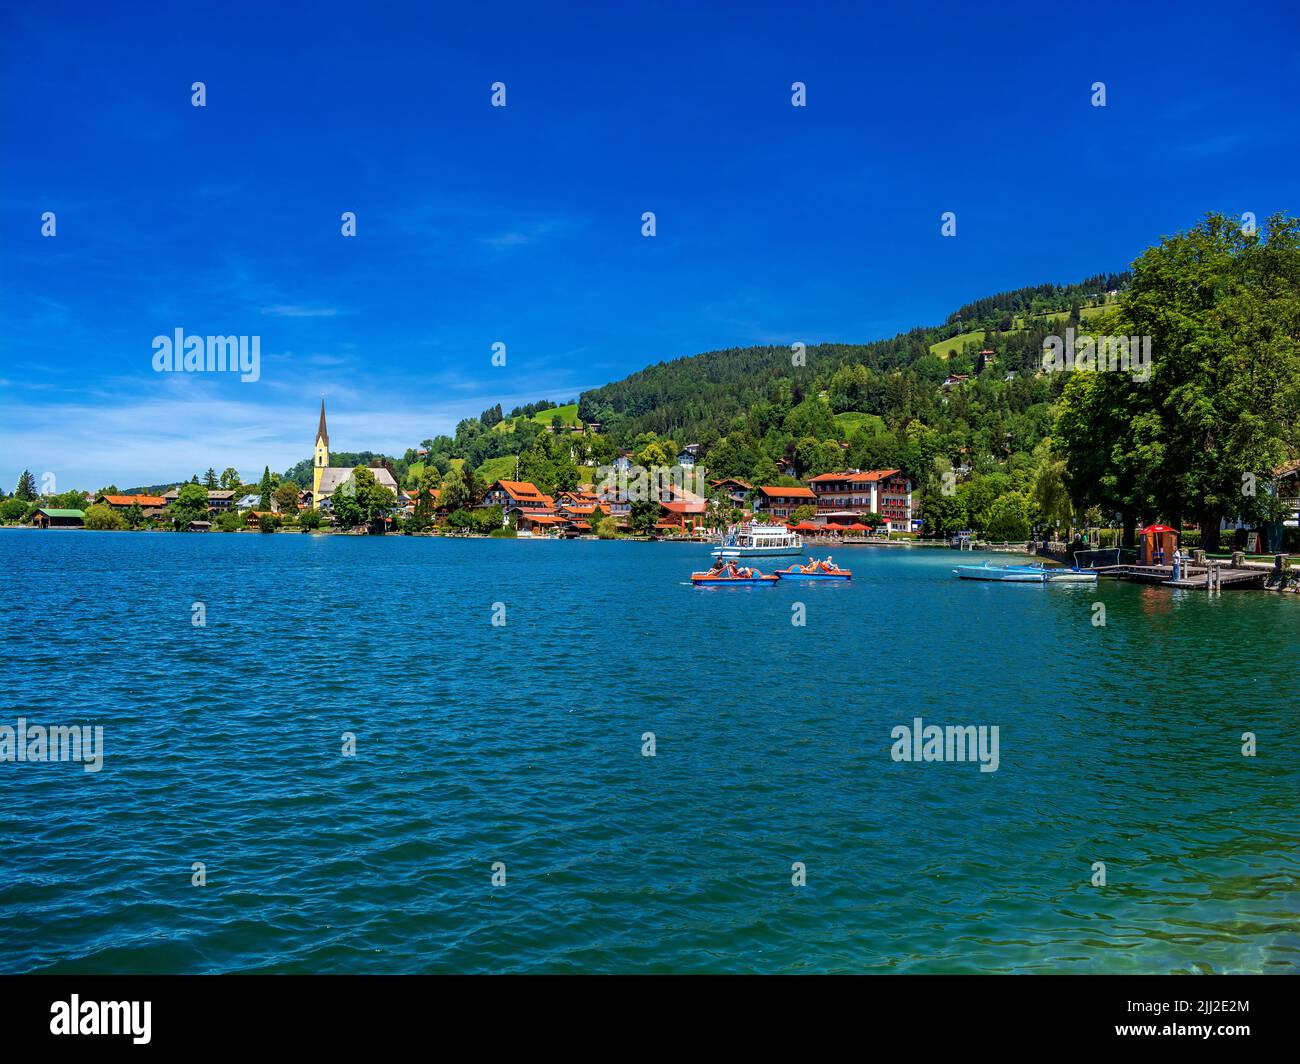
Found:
711,521 -> 804,559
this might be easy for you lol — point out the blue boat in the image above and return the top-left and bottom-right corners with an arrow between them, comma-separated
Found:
954,561 -> 1098,583
954,562 -> 1045,582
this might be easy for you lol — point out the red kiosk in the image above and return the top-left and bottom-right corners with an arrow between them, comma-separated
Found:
1139,524 -> 1179,566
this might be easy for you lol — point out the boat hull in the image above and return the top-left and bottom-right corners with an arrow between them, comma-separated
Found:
954,563 -> 1099,583
711,545 -> 803,558
954,564 -> 1043,582
691,574 -> 780,585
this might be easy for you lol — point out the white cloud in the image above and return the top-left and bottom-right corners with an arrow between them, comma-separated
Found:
259,305 -> 340,318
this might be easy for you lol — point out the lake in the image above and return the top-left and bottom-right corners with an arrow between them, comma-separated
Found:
1,530 -> 1297,973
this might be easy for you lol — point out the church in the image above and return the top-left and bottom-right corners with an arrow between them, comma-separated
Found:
309,400 -> 401,510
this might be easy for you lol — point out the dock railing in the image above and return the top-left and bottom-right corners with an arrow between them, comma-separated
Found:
1071,547 -> 1138,569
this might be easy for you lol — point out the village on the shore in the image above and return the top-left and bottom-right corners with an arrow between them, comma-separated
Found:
2,400 -> 922,541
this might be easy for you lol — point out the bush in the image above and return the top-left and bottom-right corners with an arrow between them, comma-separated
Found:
258,513 -> 280,533
0,498 -> 28,523
981,492 -> 1031,542
83,503 -> 126,531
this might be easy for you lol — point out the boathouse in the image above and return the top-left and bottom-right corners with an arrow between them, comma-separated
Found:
32,508 -> 85,529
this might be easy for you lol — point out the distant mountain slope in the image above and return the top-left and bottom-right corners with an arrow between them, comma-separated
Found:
578,273 -> 1128,442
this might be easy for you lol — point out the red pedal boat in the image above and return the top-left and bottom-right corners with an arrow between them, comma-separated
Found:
774,557 -> 852,580
691,561 -> 780,586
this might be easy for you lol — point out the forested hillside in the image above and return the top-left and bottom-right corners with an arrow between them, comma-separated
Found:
272,213 -> 1298,549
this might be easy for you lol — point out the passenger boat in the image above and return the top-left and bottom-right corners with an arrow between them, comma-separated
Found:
774,557 -> 852,580
691,560 -> 780,586
711,521 -> 803,559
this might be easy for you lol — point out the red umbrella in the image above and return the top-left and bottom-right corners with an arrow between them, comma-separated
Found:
1140,524 -> 1177,534
792,520 -> 821,531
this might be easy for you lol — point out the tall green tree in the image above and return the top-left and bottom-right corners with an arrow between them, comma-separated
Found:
258,466 -> 274,511
629,498 -> 661,535
330,467 -> 397,530
15,470 -> 37,501
274,482 -> 302,516
1056,213 -> 1300,549
170,483 -> 211,528
438,464 -> 475,512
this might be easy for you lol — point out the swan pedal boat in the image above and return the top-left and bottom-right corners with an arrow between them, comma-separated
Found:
691,566 -> 780,586
774,563 -> 852,580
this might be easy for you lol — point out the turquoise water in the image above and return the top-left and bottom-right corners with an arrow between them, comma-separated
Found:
1,529 -> 1297,974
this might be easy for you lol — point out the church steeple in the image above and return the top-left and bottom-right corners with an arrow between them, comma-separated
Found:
316,398 -> 330,449
312,399 -> 331,510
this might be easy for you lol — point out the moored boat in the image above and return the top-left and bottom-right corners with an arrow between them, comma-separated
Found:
711,521 -> 803,558
1041,568 -> 1099,583
954,561 -> 1099,583
775,557 -> 852,580
953,561 -> 1046,582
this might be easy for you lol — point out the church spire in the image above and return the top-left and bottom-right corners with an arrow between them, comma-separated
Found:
316,398 -> 329,448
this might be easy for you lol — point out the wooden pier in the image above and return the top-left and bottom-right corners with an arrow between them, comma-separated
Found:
1093,563 -> 1269,589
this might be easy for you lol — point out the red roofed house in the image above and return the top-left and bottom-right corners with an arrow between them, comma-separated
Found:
556,490 -> 600,509
482,479 -> 553,513
96,493 -> 167,510
517,512 -> 568,534
752,485 -> 817,521
709,478 -> 752,507
95,493 -> 170,521
402,485 -> 442,516
807,470 -> 912,528
659,497 -> 707,533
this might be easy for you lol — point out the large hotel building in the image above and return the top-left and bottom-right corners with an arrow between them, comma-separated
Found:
807,469 -> 913,528
749,469 -> 915,530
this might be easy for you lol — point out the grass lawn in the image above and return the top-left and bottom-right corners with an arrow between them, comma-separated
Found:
529,403 -> 579,427
929,329 -> 986,358
494,403 -> 581,432
475,454 -> 518,484
833,411 -> 887,438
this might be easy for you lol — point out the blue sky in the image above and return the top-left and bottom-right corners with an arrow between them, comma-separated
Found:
2,0 -> 1297,490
